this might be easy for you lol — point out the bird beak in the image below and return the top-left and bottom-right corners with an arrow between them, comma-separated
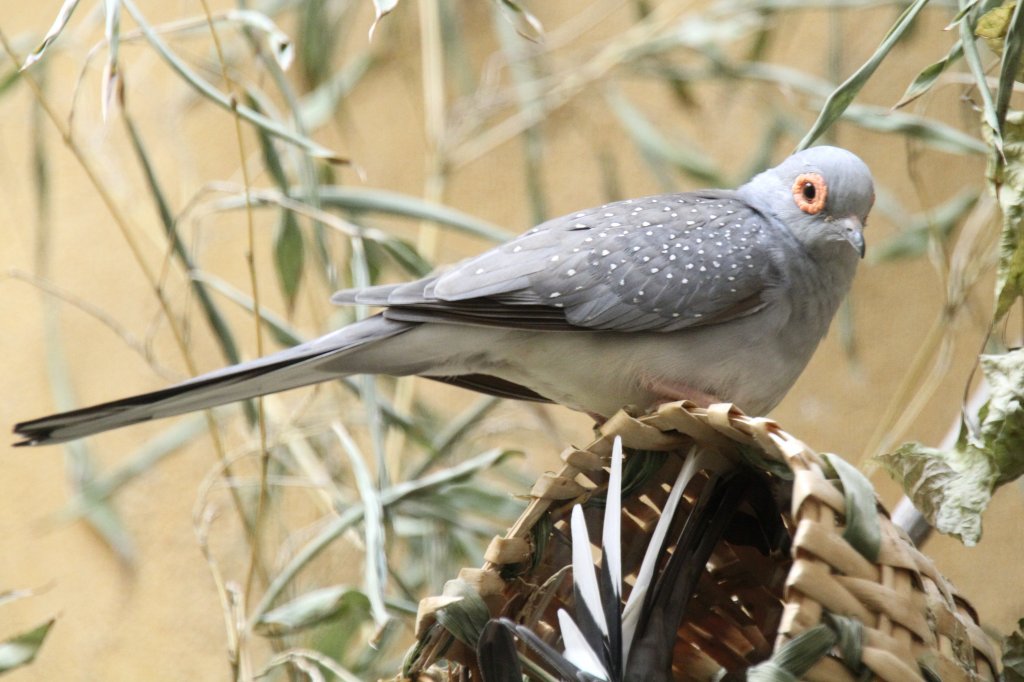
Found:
839,216 -> 866,258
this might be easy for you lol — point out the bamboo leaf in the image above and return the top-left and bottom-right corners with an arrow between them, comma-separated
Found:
21,0 -> 82,70
607,90 -> 723,186
494,0 -> 544,42
227,9 -> 293,71
869,191 -> 978,262
962,1 -> 1004,153
0,619 -> 56,673
798,0 -> 931,149
273,211 -> 305,313
335,424 -> 389,628
101,0 -> 122,121
123,115 -> 244,366
307,187 -> 511,242
894,42 -> 963,109
255,586 -> 371,637
121,0 -> 344,161
369,0 -> 400,41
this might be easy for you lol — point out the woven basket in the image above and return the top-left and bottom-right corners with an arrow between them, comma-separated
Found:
404,402 -> 1002,681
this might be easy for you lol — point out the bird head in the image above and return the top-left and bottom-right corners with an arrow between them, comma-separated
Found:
740,146 -> 875,259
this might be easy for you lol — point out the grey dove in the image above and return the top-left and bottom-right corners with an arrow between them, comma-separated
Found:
14,145 -> 873,446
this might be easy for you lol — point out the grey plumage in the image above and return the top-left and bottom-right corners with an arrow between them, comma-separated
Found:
14,146 -> 874,446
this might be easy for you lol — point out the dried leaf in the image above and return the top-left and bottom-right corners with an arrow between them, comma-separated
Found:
878,349 -> 1024,544
977,349 -> 1024,484
986,111 -> 1024,319
877,441 -> 994,545
1004,619 -> 1024,682
976,1 -> 1017,54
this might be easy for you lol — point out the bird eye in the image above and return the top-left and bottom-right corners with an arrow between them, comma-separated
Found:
791,173 -> 827,215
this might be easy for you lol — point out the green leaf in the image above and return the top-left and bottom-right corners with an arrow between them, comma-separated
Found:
255,586 -> 371,637
311,186 -> 511,242
606,90 -> 723,186
840,105 -> 987,155
273,210 -> 305,312
986,111 -> 1024,319
895,42 -> 964,109
434,578 -> 491,647
298,0 -> 335,87
797,0 -> 931,149
747,624 -> 836,681
869,191 -> 979,263
124,113 -> 243,368
0,618 -> 56,673
822,454 -> 880,562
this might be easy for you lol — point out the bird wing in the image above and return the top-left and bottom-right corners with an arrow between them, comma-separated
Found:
332,191 -> 784,333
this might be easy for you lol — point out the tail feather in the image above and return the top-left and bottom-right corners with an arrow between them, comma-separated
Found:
14,316 -> 411,446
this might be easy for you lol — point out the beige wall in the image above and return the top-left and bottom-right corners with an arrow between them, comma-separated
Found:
0,0 -> 1020,679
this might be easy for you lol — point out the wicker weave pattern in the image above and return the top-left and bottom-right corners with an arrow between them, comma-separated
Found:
409,401 -> 1001,681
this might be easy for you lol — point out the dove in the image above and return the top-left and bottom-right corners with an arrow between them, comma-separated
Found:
14,145 -> 873,446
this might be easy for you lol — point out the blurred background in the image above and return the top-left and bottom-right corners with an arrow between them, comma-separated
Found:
0,0 -> 1021,678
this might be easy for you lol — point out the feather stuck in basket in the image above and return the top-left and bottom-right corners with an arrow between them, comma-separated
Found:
404,401 -> 1002,681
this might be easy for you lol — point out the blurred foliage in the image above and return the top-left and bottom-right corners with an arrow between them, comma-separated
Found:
5,0 -> 1024,675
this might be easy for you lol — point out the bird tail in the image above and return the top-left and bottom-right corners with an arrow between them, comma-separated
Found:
14,315 -> 412,446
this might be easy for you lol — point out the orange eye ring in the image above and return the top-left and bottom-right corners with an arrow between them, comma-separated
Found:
792,173 -> 828,214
